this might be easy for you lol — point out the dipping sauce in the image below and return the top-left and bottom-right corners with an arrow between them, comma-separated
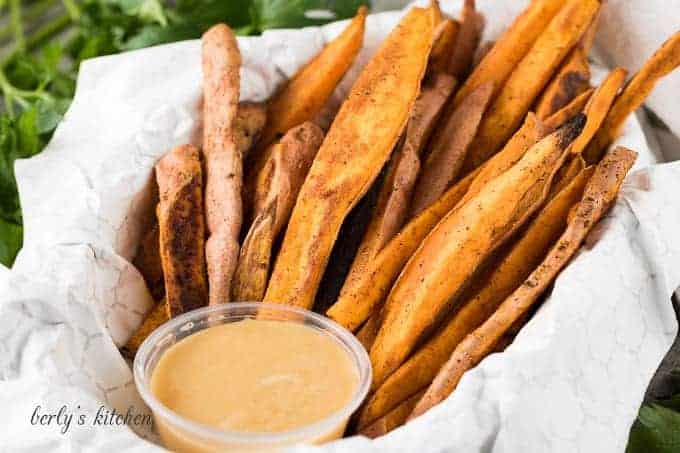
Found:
150,319 -> 359,446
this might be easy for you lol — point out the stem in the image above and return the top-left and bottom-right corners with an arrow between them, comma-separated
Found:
61,0 -> 80,20
8,0 -> 25,51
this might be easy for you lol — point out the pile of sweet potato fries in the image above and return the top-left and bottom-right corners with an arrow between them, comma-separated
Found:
123,0 -> 680,438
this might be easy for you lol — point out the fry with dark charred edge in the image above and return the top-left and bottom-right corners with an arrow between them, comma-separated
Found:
359,390 -> 425,438
430,20 -> 460,74
264,8 -> 434,310
534,47 -> 591,119
121,299 -> 170,359
452,0 -> 564,107
570,68 -> 627,155
156,144 -> 208,317
410,147 -> 637,419
462,0 -> 600,171
543,88 -> 594,132
409,81 -> 494,216
343,73 -> 457,291
133,223 -> 164,301
584,31 -> 680,164
448,0 -> 484,80
249,7 -> 366,167
357,164 -> 593,428
326,169 -> 479,332
202,24 -> 242,305
232,122 -> 325,301
370,116 -> 585,389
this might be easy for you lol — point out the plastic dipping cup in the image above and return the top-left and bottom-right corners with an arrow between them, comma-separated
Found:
134,302 -> 371,452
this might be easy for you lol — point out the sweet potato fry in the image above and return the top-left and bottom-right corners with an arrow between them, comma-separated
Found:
264,8 -> 434,309
234,102 -> 267,159
232,123 -> 325,301
534,47 -> 591,119
430,20 -> 460,74
133,223 -> 164,301
549,154 -> 585,198
326,169 -> 479,332
570,68 -> 627,155
430,0 -> 444,25
156,144 -> 208,317
584,31 -> 680,164
359,390 -> 424,439
543,88 -> 594,132
356,164 -> 594,428
410,147 -> 637,419
409,81 -> 494,216
462,0 -> 600,171
356,314 -> 380,350
370,117 -> 585,389
448,0 -> 484,80
202,24 -> 243,305
452,0 -> 564,107
472,40 -> 494,68
121,299 -> 170,359
342,73 -> 456,292
251,7 -> 367,164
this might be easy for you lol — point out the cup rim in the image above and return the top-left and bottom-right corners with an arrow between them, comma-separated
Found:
133,302 -> 372,446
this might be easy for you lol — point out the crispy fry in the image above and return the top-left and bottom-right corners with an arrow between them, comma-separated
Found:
156,144 -> 208,317
543,88 -> 594,132
472,40 -> 494,68
234,102 -> 267,159
370,117 -> 585,389
264,8 -> 434,309
584,31 -> 680,164
429,0 -> 444,25
359,390 -> 424,438
462,0 -> 600,171
409,81 -> 494,216
452,0 -> 564,107
133,223 -> 164,301
570,68 -> 627,155
448,0 -> 484,80
326,169 -> 479,331
121,299 -> 170,359
250,7 -> 367,165
534,47 -> 591,119
343,73 -> 456,292
411,147 -> 637,419
549,154 -> 585,198
232,123 -> 325,301
202,24 -> 243,305
356,314 -> 380,350
357,165 -> 593,428
430,20 -> 460,74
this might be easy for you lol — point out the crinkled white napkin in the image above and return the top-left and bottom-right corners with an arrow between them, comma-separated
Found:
1,1 -> 679,451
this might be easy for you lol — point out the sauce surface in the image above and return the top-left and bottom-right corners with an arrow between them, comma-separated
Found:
150,319 -> 358,433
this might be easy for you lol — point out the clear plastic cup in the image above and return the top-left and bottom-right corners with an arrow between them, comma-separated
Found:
134,302 -> 371,452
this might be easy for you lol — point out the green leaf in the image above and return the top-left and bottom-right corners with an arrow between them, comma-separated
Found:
255,0 -> 369,31
115,0 -> 168,25
627,404 -> 680,453
0,217 -> 22,267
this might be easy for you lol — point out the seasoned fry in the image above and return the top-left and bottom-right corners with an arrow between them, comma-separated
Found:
411,147 -> 637,419
356,164 -> 593,428
448,0 -> 484,80
133,223 -> 164,301
549,154 -> 585,198
584,31 -> 680,164
359,390 -> 424,438
429,0 -> 444,25
570,68 -> 627,155
452,0 -> 564,106
264,8 -> 434,309
462,0 -> 600,171
534,47 -> 591,119
356,314 -> 380,350
232,123 -> 325,301
543,88 -> 594,132
156,144 -> 208,317
327,169 -> 479,331
250,7 -> 367,165
121,299 -> 169,359
202,24 -> 243,305
234,102 -> 267,159
343,73 -> 456,292
472,40 -> 495,68
430,20 -> 460,74
370,117 -> 585,389
409,81 -> 494,216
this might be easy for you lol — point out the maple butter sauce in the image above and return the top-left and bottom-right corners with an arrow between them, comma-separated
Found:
150,318 -> 360,449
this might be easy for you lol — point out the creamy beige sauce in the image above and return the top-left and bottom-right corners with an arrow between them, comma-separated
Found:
150,319 -> 358,434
